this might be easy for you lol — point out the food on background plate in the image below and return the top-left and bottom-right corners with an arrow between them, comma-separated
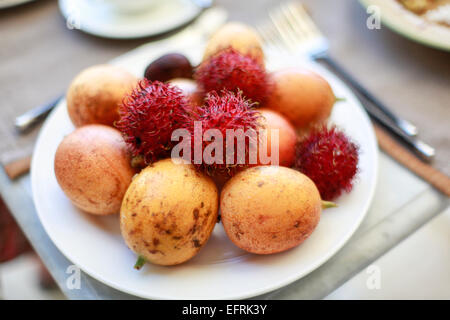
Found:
144,53 -> 193,82
195,48 -> 271,104
265,68 -> 337,129
202,22 -> 265,65
67,65 -> 137,127
294,125 -> 359,201
120,159 -> 219,267
54,125 -> 135,215
398,0 -> 450,27
424,3 -> 450,26
220,166 -> 327,255
399,0 -> 435,14
257,109 -> 297,167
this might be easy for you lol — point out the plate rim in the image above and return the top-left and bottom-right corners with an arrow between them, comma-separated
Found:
0,0 -> 34,9
31,63 -> 379,300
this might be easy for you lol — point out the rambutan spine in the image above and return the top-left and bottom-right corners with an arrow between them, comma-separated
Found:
115,79 -> 190,164
183,90 -> 262,176
195,48 -> 271,104
294,124 -> 359,201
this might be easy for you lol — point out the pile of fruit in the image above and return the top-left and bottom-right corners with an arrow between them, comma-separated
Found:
54,22 -> 359,268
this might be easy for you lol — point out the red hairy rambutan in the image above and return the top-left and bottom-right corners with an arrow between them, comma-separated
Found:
115,79 -> 190,164
294,125 -> 359,200
184,90 -> 262,176
194,48 -> 270,104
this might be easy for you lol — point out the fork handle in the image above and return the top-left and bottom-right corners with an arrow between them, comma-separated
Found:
315,55 -> 418,137
367,104 -> 435,162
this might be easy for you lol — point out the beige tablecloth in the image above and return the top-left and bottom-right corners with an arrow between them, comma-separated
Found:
0,0 -> 449,175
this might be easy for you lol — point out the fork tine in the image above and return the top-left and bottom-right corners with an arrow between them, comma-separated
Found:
257,1 -> 328,58
265,1 -> 326,50
278,4 -> 308,43
256,24 -> 286,53
281,2 -> 314,41
269,10 -> 298,52
255,25 -> 273,50
289,2 -> 324,38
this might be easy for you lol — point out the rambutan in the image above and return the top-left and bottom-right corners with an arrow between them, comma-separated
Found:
294,125 -> 359,200
194,48 -> 270,104
184,90 -> 261,176
115,79 -> 190,164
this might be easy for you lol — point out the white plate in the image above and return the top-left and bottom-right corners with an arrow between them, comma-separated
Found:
31,42 -> 378,299
360,0 -> 450,51
59,0 -> 203,39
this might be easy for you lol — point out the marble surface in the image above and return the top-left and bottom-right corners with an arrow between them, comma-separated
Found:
326,207 -> 450,299
0,253 -> 65,300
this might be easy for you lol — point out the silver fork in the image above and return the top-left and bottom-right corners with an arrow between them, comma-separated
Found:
257,1 -> 435,162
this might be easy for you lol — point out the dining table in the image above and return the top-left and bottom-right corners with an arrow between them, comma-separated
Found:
0,0 -> 448,299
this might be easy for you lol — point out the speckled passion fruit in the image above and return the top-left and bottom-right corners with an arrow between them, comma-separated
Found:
220,166 -> 322,254
67,64 -> 137,127
54,125 -> 135,215
120,159 -> 219,267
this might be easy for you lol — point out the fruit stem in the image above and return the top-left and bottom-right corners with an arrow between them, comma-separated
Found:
335,96 -> 346,103
134,256 -> 146,270
322,200 -> 338,209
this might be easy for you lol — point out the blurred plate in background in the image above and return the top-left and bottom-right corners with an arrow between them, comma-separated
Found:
0,0 -> 35,9
59,0 -> 205,39
360,0 -> 450,51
